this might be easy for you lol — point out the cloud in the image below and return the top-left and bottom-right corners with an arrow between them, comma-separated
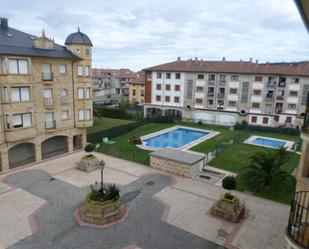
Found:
0,0 -> 308,70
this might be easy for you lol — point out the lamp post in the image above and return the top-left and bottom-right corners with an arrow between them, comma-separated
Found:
99,160 -> 105,195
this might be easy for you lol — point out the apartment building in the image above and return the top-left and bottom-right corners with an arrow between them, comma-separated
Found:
128,72 -> 145,104
143,58 -> 309,127
92,68 -> 137,104
0,17 -> 93,172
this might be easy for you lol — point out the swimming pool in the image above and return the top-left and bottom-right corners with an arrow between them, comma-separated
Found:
245,135 -> 294,150
140,126 -> 218,150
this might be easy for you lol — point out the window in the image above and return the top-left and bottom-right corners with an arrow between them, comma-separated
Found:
132,89 -> 136,96
196,87 -> 204,92
288,104 -> 296,109
156,95 -> 161,101
174,96 -> 180,103
85,48 -> 91,56
252,103 -> 260,108
274,115 -> 280,122
77,66 -> 83,76
2,87 -> 8,102
62,110 -> 69,120
197,74 -> 204,79
255,76 -> 263,82
219,75 -> 226,82
8,59 -> 28,74
156,84 -> 161,90
228,101 -> 237,107
141,90 -> 144,96
61,89 -> 68,97
229,88 -> 237,94
286,116 -> 292,123
59,64 -> 67,74
76,48 -> 81,54
175,85 -> 180,91
279,77 -> 286,87
251,116 -> 257,123
165,84 -> 171,91
78,109 -> 91,121
12,113 -> 31,128
165,96 -> 170,102
291,78 -> 299,83
11,87 -> 30,102
85,66 -> 90,77
231,75 -> 239,81
263,117 -> 269,124
175,73 -> 181,79
166,73 -> 171,79
253,89 -> 261,95
289,91 -> 298,96
77,88 -> 84,99
195,98 -> 203,104
157,72 -> 162,79
85,88 -> 91,99
208,74 -> 215,81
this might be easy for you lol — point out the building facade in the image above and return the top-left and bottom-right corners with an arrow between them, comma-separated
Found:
143,58 -> 309,127
92,68 -> 137,104
128,72 -> 145,104
0,18 -> 93,172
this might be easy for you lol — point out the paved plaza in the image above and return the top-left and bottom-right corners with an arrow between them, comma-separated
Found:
0,151 -> 290,249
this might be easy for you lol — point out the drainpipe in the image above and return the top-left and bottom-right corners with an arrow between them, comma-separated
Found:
71,61 -> 76,128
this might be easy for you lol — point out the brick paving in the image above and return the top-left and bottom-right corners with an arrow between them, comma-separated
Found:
0,151 -> 290,249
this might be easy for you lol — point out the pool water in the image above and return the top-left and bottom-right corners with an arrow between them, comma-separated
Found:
143,128 -> 209,149
252,137 -> 286,149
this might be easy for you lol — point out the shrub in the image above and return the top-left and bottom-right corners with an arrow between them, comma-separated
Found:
198,120 -> 203,126
84,144 -> 95,155
106,183 -> 120,200
129,136 -> 142,145
222,176 -> 236,192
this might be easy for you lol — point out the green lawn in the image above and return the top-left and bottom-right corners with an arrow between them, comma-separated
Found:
87,117 -> 136,134
88,118 -> 301,204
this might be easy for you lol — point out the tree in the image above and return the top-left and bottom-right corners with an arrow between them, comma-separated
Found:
242,147 -> 292,191
84,144 -> 94,156
222,176 -> 236,194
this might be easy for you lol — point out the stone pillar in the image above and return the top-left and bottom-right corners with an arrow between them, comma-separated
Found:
82,130 -> 87,148
143,106 -> 148,118
35,144 -> 42,162
67,135 -> 74,153
1,151 -> 9,172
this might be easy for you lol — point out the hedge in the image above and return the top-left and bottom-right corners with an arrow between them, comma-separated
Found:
87,116 -> 173,144
234,123 -> 300,136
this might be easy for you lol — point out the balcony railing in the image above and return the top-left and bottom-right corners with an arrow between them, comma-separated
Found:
265,96 -> 273,102
61,96 -> 69,106
208,80 -> 215,86
43,97 -> 54,107
42,72 -> 53,81
275,108 -> 283,114
287,191 -> 309,248
276,95 -> 284,100
217,93 -> 225,99
218,80 -> 226,86
267,81 -> 276,88
45,120 -> 56,129
278,82 -> 286,88
207,93 -> 214,97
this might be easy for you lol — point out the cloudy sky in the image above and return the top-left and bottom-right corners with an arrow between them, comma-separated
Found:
1,0 -> 308,70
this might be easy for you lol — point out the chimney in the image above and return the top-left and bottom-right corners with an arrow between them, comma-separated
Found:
249,57 -> 252,62
255,59 -> 259,64
177,57 -> 181,61
222,57 -> 226,61
0,17 -> 8,30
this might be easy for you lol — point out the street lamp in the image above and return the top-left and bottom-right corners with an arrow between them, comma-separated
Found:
99,160 -> 105,195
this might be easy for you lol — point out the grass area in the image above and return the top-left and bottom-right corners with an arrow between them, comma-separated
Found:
87,117 -> 136,134
89,118 -> 301,204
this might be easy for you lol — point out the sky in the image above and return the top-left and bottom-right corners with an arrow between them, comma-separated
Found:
0,0 -> 308,71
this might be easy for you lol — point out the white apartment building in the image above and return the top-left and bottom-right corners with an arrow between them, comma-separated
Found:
143,58 -> 309,127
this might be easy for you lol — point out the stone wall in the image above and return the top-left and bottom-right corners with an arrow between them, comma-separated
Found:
150,156 -> 200,177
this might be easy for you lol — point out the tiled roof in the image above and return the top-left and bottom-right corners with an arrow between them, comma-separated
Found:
128,72 -> 145,85
143,60 -> 309,77
0,27 -> 77,59
92,68 -> 138,79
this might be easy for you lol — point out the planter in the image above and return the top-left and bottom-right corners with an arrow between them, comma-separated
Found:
76,156 -> 99,172
210,195 -> 245,223
79,198 -> 126,225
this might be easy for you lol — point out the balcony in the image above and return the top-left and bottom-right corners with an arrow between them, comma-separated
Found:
267,81 -> 276,88
278,82 -> 286,88
207,93 -> 214,97
42,72 -> 53,81
218,80 -> 226,87
265,95 -> 273,102
45,120 -> 56,130
208,80 -> 215,86
217,93 -> 225,99
61,96 -> 69,106
43,97 -> 54,107
275,108 -> 283,114
276,95 -> 284,101
286,191 -> 309,249
76,119 -> 93,128
5,127 -> 36,141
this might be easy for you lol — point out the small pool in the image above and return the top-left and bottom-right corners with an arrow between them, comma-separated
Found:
142,127 -> 210,149
245,135 -> 294,150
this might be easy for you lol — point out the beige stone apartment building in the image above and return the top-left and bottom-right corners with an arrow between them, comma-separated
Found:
128,72 -> 145,104
143,58 -> 309,128
0,18 -> 93,172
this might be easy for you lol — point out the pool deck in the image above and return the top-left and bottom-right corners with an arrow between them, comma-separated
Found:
137,125 -> 220,151
244,135 -> 295,150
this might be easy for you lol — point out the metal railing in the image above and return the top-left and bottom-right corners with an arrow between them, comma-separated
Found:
208,80 -> 215,86
61,96 -> 69,106
43,97 -> 54,107
42,72 -> 53,81
217,93 -> 225,99
207,93 -> 214,97
267,81 -> 276,88
287,191 -> 309,248
45,120 -> 56,129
